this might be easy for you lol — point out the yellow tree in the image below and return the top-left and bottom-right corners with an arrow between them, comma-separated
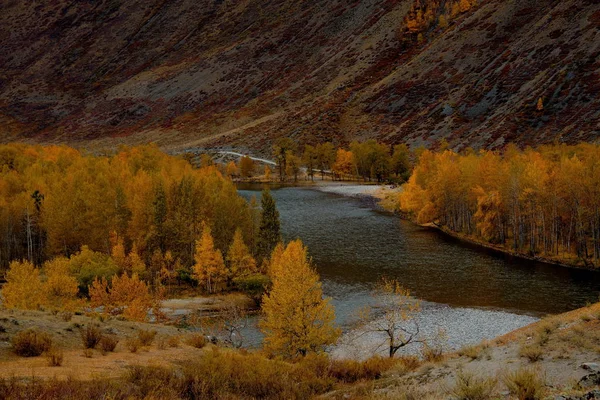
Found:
225,161 -> 238,178
125,243 -> 146,276
239,156 -> 255,178
264,165 -> 272,181
260,240 -> 340,358
110,233 -> 127,273
332,149 -> 354,180
227,228 -> 256,280
193,224 -> 227,293
42,257 -> 80,311
89,273 -> 154,321
2,260 -> 44,310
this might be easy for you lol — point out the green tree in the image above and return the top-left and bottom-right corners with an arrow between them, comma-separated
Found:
257,190 -> 281,261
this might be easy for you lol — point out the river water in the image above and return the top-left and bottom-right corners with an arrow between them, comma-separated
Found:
237,184 -> 600,351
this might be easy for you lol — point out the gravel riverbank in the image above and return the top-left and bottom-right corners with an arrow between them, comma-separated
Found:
332,301 -> 539,360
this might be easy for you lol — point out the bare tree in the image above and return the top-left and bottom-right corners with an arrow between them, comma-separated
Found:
218,304 -> 248,349
360,278 -> 421,358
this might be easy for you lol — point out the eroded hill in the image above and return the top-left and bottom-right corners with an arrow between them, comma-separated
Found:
1,0 -> 599,152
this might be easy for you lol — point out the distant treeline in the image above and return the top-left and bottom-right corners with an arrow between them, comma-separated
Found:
0,144 -> 256,271
222,139 -> 413,183
398,143 -> 600,268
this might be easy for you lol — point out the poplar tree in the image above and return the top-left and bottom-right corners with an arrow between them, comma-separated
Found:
192,224 -> 227,293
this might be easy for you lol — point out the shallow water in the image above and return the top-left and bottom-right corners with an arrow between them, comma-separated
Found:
239,185 -> 600,317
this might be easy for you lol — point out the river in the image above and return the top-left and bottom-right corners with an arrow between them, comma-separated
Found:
237,184 -> 600,354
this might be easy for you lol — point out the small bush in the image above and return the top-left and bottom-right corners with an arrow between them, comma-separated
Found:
11,329 -> 52,357
458,345 -> 482,360
186,333 -> 207,349
99,335 -> 119,354
503,367 -> 545,400
46,348 -> 64,367
447,371 -> 496,400
519,343 -> 543,362
167,335 -> 180,348
397,356 -> 421,372
81,324 -> 102,349
60,312 -> 73,322
137,329 -> 157,346
126,337 -> 141,353
328,356 -> 396,383
157,336 -> 167,350
421,343 -> 445,362
82,348 -> 93,358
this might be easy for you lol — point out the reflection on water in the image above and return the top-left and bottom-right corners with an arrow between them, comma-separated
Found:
239,185 -> 600,325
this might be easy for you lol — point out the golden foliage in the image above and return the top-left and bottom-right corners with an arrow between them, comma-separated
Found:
192,224 -> 227,293
2,260 -> 44,310
226,228 -> 257,280
89,273 -> 155,321
260,240 -> 340,358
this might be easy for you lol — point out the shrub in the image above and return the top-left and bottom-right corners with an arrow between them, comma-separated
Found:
11,329 -> 52,357
82,348 -> 93,358
126,337 -> 141,353
180,348 -> 333,398
519,343 -> 543,362
186,333 -> 207,349
99,335 -> 119,354
46,348 -> 64,367
397,355 -> 421,372
328,356 -> 396,383
503,367 -> 545,400
137,329 -> 157,346
60,312 -> 73,322
458,345 -> 482,360
167,335 -> 180,348
447,371 -> 497,400
81,324 -> 102,349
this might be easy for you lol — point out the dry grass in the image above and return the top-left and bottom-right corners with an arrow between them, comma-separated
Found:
137,329 -> 157,346
45,348 -> 64,367
11,329 -> 52,357
328,356 -> 397,383
503,367 -> 546,400
126,337 -> 141,353
446,371 -> 497,400
186,333 -> 207,349
81,324 -> 102,349
519,343 -> 544,362
99,335 -> 119,354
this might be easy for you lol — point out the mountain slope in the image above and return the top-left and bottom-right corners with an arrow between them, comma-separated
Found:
0,0 -> 599,152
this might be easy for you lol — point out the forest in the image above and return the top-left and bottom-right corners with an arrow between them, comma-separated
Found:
399,143 -> 600,268
0,143 -> 256,272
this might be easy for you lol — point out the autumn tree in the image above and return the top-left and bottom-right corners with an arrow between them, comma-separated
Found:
42,257 -> 80,311
302,145 -> 318,181
1,260 -> 44,310
225,161 -> 238,178
332,149 -> 354,180
285,151 -> 302,182
260,240 -> 340,358
272,138 -> 297,182
89,273 -> 155,321
264,165 -> 272,181
227,228 -> 257,280
192,224 -> 227,293
316,142 -> 336,180
239,156 -> 255,178
257,190 -> 281,261
391,144 -> 412,182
